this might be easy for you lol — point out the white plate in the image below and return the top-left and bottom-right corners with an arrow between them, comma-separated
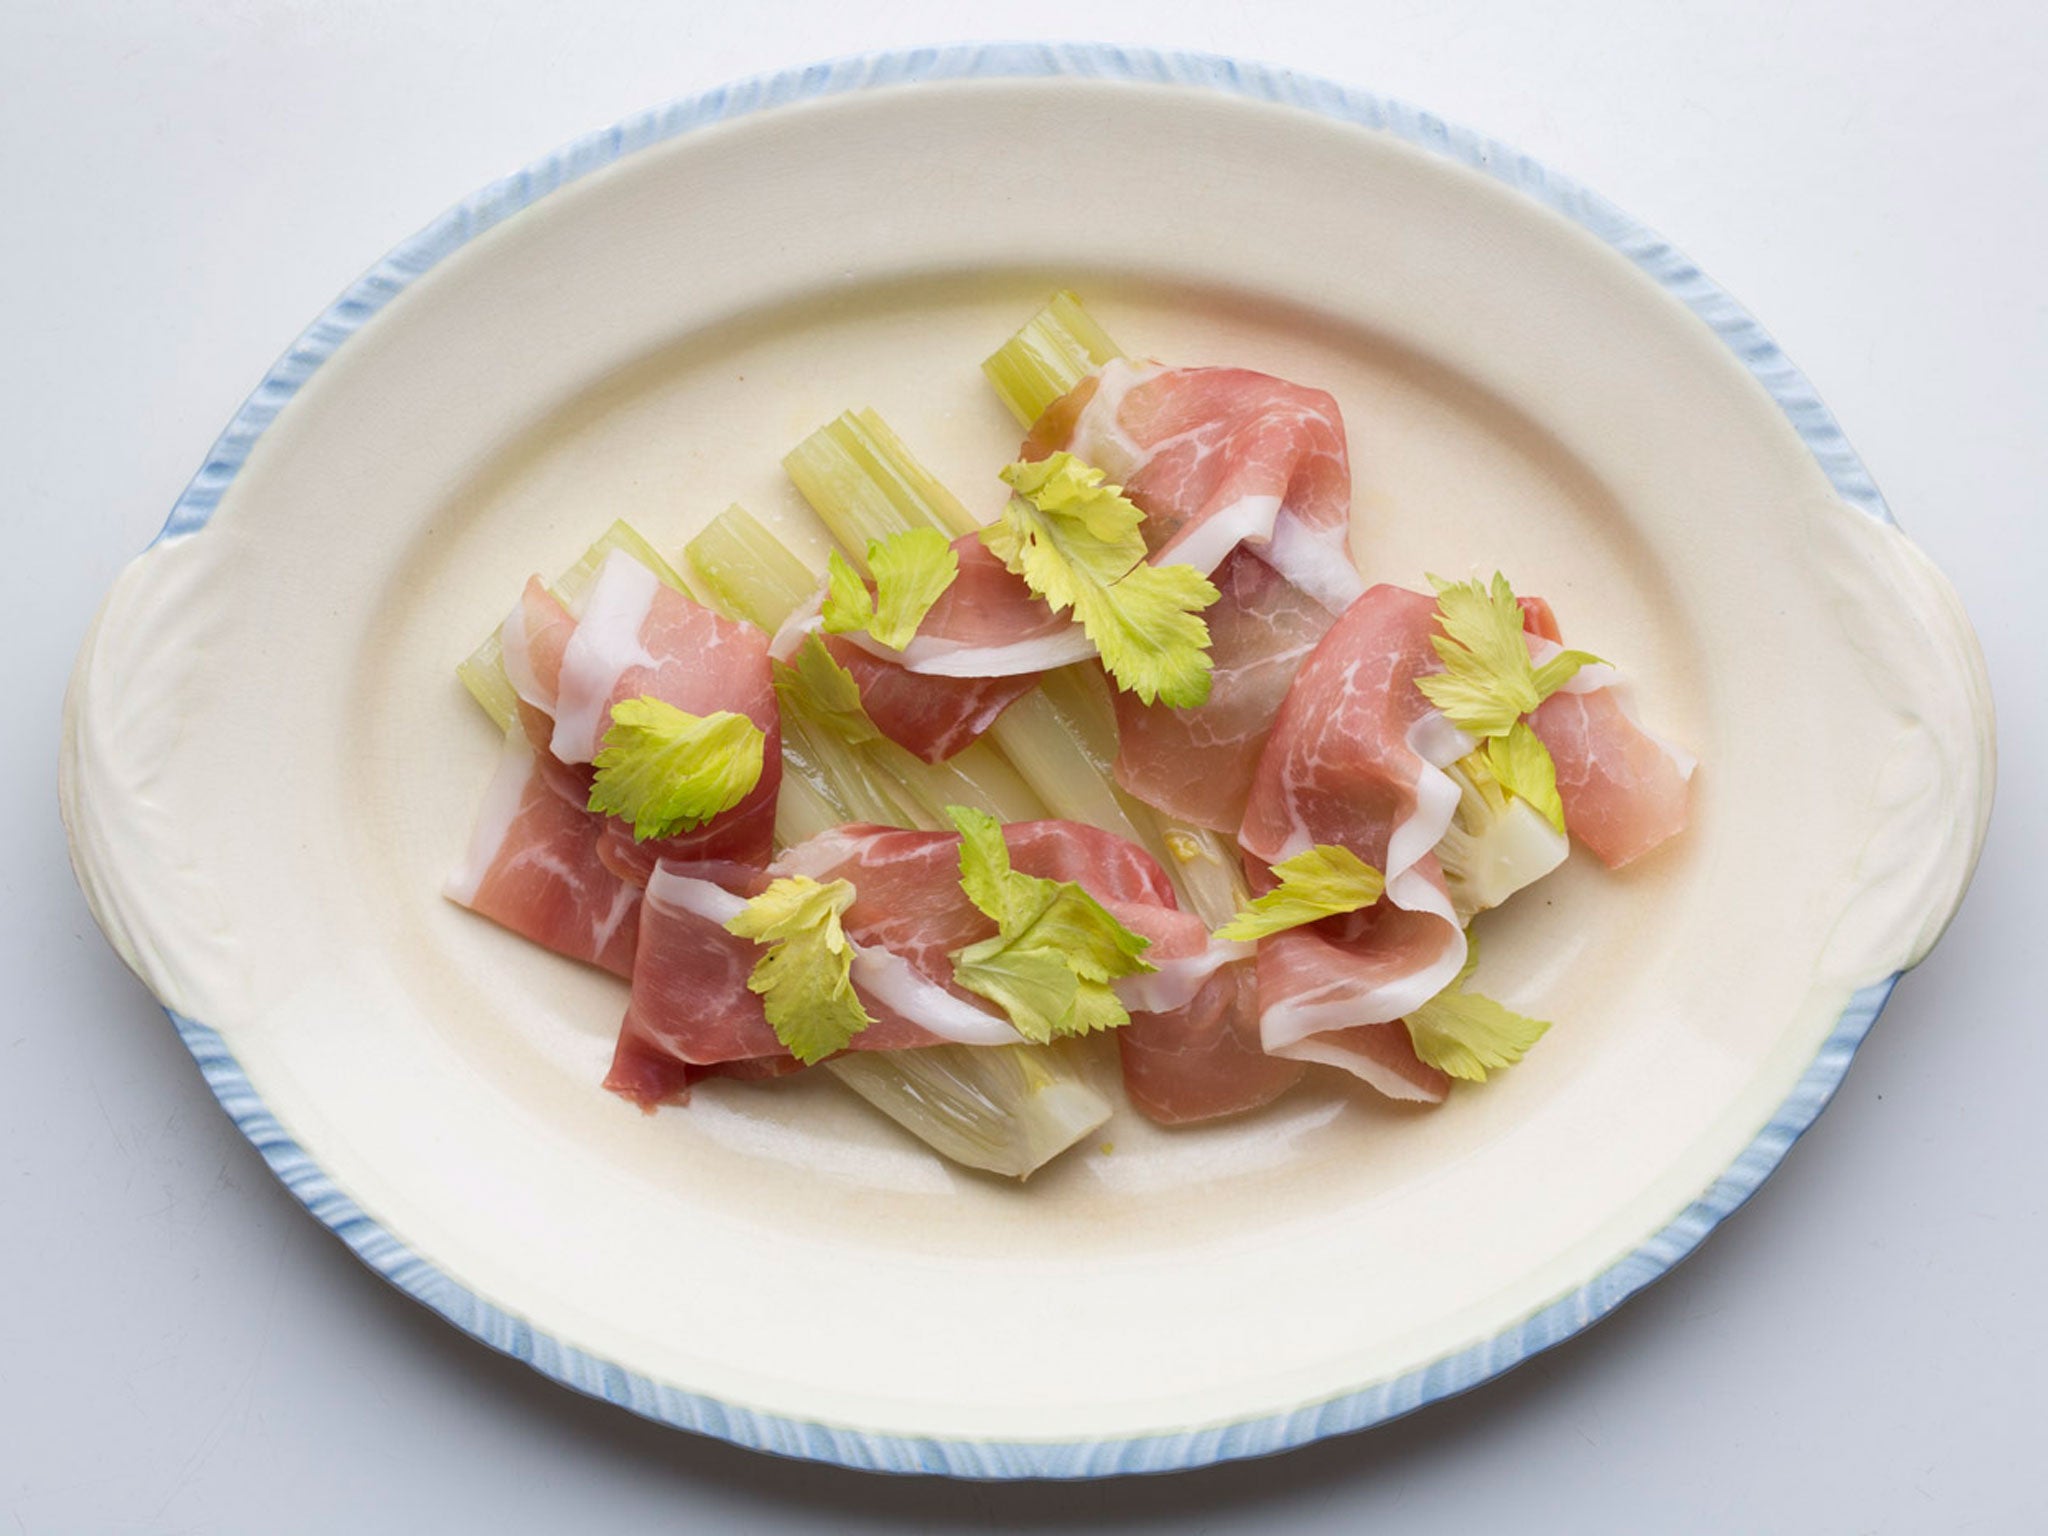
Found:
60,46 -> 1993,1477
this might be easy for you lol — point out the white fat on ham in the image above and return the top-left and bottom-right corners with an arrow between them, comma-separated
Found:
772,588 -> 1098,677
1111,936 -> 1253,1015
498,602 -> 551,712
444,732 -> 642,977
550,550 -> 660,762
1255,908 -> 1467,1055
445,731 -> 545,907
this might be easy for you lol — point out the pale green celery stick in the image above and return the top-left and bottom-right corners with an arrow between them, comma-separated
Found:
1155,824 -> 1254,933
987,673 -> 1155,852
687,503 -> 819,631
556,521 -> 695,604
784,409 -> 981,549
781,713 -> 922,827
982,291 -> 1125,429
690,505 -> 927,829
687,505 -> 817,631
456,520 -> 695,730
894,739 -> 1044,828
772,765 -> 846,851
455,648 -> 522,734
826,1040 -> 1110,1181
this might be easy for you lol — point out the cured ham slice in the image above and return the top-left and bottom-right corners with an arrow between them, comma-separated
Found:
1237,584 -> 1472,1095
611,821 -> 1236,1101
777,821 -> 1225,1013
1252,882 -> 1456,1102
615,857 -> 1021,1089
815,538 -> 1093,681
821,626 -> 1038,766
499,551 -> 782,878
1530,690 -> 1693,868
1238,582 -> 1692,1096
1027,361 -> 1366,830
1516,596 -> 1693,868
604,1041 -> 806,1111
1109,550 -> 1333,832
1240,585 -> 1470,898
444,733 -> 641,977
1117,961 -> 1305,1124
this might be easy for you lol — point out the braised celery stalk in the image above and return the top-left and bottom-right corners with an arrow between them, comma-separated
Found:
987,670 -> 1244,929
783,410 -> 981,545
824,1042 -> 1109,1180
982,290 -> 1124,429
694,511 -> 1102,1177
1437,752 -> 1569,923
456,520 -> 695,732
685,502 -> 822,628
688,508 -> 1105,1177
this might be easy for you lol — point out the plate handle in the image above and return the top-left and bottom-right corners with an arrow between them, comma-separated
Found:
60,533 -> 242,1018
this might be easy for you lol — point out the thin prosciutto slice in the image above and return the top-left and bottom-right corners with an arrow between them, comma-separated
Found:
1108,551 -> 1333,833
501,552 -> 781,879
1117,961 -> 1304,1125
1237,585 -> 1472,1098
605,1039 -> 807,1111
610,821 -> 1237,1105
1028,361 -> 1366,831
1516,597 -> 1693,867
444,732 -> 641,977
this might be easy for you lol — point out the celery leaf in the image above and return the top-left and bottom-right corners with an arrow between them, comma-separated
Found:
773,634 -> 880,744
1404,940 -> 1552,1082
725,875 -> 873,1064
819,549 -> 876,637
1415,572 -> 1600,736
945,805 -> 1154,1043
819,528 -> 960,652
865,527 -> 959,649
586,696 -> 765,842
1216,844 -> 1387,942
1414,572 -> 1599,830
1484,721 -> 1567,834
987,452 -> 1218,707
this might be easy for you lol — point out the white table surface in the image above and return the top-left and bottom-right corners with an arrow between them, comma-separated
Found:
6,2 -> 2039,1530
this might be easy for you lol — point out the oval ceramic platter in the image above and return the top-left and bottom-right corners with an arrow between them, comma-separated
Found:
62,45 -> 1993,1478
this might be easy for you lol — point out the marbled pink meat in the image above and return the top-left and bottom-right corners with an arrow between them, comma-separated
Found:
444,734 -> 641,977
